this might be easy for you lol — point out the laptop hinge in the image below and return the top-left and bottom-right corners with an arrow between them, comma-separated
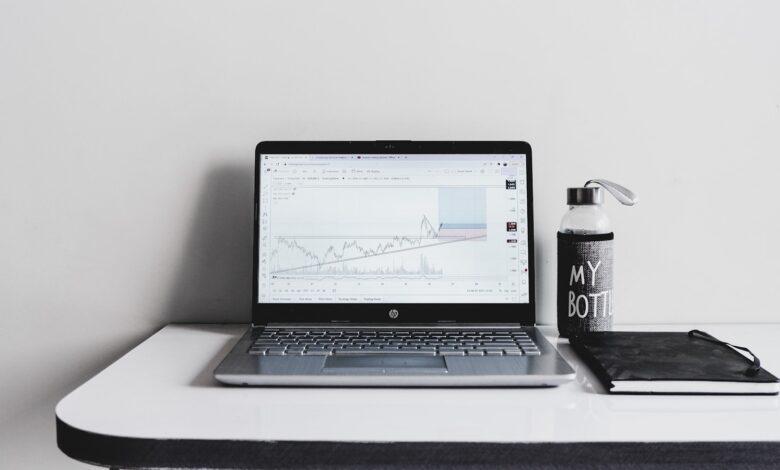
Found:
261,322 -> 525,329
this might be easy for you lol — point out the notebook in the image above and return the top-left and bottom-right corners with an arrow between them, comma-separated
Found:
570,331 -> 780,395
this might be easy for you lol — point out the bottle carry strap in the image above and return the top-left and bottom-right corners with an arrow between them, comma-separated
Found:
585,179 -> 638,206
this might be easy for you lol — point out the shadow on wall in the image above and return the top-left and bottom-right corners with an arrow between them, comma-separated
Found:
534,233 -> 551,324
164,161 -> 254,324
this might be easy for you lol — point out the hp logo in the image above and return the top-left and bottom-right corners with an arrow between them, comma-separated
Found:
388,309 -> 399,319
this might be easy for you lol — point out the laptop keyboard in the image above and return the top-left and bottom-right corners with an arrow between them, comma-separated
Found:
248,328 -> 540,356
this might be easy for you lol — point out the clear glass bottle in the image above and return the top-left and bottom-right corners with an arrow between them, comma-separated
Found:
557,180 -> 637,338
559,197 -> 611,235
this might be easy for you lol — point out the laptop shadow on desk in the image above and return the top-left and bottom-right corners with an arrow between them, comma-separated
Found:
555,341 -> 610,395
162,161 -> 254,325
188,327 -> 244,388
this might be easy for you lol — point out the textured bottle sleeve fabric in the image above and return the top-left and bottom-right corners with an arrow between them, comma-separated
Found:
557,232 -> 614,338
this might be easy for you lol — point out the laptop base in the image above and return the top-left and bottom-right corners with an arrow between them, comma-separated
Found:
215,326 -> 575,387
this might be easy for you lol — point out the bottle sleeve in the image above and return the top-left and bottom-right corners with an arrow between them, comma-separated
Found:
557,232 -> 614,338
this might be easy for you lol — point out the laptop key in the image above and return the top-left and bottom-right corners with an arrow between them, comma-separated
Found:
438,350 -> 465,356
335,349 -> 436,355
485,350 -> 503,356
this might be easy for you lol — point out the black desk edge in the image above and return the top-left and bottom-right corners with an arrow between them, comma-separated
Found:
56,416 -> 780,469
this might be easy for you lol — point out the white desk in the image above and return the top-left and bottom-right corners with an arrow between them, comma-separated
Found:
56,324 -> 780,469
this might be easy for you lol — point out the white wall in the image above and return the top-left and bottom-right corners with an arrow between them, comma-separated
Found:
1,1 -> 779,467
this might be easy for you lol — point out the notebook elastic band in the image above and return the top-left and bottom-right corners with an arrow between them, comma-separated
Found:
688,329 -> 761,377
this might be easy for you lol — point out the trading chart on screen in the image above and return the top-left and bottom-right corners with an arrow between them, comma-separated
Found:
258,154 -> 529,304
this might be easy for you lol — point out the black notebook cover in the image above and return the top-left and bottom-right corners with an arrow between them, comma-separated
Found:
570,331 -> 779,395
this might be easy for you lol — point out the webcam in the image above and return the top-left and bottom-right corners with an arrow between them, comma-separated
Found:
376,140 -> 411,150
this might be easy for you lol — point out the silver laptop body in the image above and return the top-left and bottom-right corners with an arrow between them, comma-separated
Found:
215,141 -> 575,386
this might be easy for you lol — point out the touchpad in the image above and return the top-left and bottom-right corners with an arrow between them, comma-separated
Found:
324,355 -> 447,371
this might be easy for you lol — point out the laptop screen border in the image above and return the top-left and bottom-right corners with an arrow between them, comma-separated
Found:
252,141 -> 535,325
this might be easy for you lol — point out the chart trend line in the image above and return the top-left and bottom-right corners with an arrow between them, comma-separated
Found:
269,214 -> 485,276
271,235 -> 484,275
273,254 -> 443,279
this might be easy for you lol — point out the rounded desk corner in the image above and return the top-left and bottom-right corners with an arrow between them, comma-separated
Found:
56,414 -> 127,469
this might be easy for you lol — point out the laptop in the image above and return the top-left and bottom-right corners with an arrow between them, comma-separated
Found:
214,141 -> 575,386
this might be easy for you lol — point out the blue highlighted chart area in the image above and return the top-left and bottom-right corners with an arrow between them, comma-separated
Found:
437,187 -> 487,240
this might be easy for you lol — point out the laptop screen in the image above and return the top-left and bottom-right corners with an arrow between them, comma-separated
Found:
258,154 -> 529,304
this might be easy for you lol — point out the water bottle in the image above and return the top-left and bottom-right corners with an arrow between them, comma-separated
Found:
557,179 -> 637,338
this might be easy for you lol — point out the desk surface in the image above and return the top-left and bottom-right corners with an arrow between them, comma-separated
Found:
56,323 -> 780,468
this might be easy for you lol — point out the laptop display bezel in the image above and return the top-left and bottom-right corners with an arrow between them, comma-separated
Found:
252,141 -> 535,325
